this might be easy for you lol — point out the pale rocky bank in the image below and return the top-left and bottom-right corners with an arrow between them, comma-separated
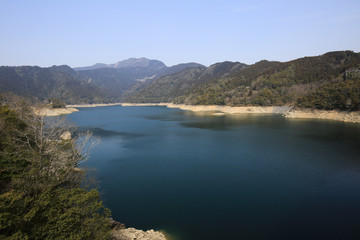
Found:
121,103 -> 292,114
34,107 -> 79,116
109,219 -> 167,240
111,228 -> 167,240
33,102 -> 360,124
121,103 -> 360,123
64,103 -> 360,123
285,108 -> 360,123
164,103 -> 292,114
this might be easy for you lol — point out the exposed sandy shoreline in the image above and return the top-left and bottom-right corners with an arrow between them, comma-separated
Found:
122,103 -> 360,123
164,103 -> 292,114
284,108 -> 360,123
65,102 -> 360,123
34,107 -> 79,116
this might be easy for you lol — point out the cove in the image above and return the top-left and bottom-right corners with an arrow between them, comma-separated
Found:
67,105 -> 360,240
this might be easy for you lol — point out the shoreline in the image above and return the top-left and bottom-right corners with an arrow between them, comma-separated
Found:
65,102 -> 360,124
33,107 -> 79,116
112,228 -> 167,240
284,108 -> 360,123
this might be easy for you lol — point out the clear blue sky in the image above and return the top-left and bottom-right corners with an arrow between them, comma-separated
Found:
1,0 -> 359,67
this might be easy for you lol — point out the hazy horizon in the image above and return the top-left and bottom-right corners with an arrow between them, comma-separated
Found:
1,50 -> 359,69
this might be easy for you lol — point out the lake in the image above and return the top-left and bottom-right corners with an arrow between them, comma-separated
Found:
67,105 -> 360,240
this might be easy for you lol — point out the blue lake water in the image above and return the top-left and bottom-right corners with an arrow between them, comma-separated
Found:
67,105 -> 360,240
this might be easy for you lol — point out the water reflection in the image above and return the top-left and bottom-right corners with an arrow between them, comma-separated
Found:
77,127 -> 144,139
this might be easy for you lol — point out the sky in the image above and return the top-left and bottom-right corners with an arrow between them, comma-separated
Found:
0,0 -> 359,67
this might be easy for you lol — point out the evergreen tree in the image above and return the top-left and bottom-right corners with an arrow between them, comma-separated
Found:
0,102 -> 111,240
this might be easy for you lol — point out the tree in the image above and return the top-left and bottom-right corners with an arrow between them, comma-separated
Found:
296,79 -> 360,111
49,98 -> 65,108
0,101 -> 111,239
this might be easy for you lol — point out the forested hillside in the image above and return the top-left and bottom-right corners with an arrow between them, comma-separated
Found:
126,51 -> 360,111
125,62 -> 247,103
296,69 -> 360,110
179,51 -> 360,109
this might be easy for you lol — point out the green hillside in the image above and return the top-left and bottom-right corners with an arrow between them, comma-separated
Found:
125,62 -> 247,103
126,51 -> 360,111
183,51 -> 360,108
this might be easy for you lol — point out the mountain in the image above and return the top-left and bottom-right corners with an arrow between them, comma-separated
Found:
73,57 -> 167,71
125,51 -> 360,111
160,62 -> 209,76
112,58 -> 166,69
0,58 -> 205,104
125,61 -> 247,103
73,63 -> 109,71
1,51 -> 358,111
0,65 -> 111,104
190,50 -> 360,108
75,58 -> 204,99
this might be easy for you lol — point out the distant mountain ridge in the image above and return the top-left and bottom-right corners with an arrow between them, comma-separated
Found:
75,57 -> 172,71
1,51 -> 359,111
0,58 -> 206,104
74,58 -> 205,99
0,65 -> 112,104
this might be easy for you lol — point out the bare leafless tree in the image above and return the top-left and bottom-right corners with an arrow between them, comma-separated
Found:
7,101 -> 99,193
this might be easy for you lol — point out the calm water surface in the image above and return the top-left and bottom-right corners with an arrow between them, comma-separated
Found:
67,106 -> 360,240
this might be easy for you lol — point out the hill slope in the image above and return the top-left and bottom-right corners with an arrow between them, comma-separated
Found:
0,65 -> 111,104
76,58 -> 204,99
126,51 -> 360,111
125,61 -> 247,103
